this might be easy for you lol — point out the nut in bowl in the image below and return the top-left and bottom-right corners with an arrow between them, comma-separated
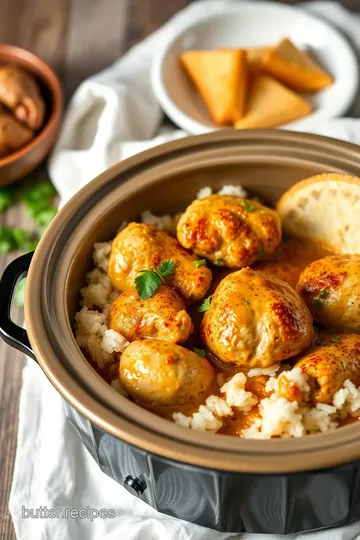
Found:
151,2 -> 358,134
0,45 -> 62,186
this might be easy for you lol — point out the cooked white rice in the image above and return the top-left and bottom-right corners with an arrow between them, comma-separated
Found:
220,373 -> 258,412
92,242 -> 111,272
75,243 -> 128,371
172,407 -> 223,432
76,185 -> 360,438
248,363 -> 281,378
205,395 -> 232,417
141,210 -> 182,235
173,367 -> 360,437
196,184 -> 248,199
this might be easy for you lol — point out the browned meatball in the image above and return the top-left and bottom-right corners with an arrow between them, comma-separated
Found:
297,255 -> 360,331
0,104 -> 33,157
201,268 -> 314,368
0,65 -> 45,130
281,333 -> 360,404
109,285 -> 193,344
108,223 -> 212,304
119,339 -> 215,411
177,194 -> 281,268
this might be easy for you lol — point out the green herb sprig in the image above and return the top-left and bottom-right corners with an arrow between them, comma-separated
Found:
0,188 -> 14,212
135,260 -> 175,300
193,348 -> 206,357
0,227 -> 35,254
313,289 -> 328,309
240,200 -> 255,212
198,295 -> 212,313
193,259 -> 207,268
257,247 -> 266,261
21,180 -> 57,228
0,179 -> 58,254
214,258 -> 225,266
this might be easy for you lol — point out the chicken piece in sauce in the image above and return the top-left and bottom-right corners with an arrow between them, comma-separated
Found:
279,333 -> 360,404
297,255 -> 360,332
201,267 -> 314,368
0,65 -> 45,130
108,223 -> 212,304
109,284 -> 193,344
119,339 -> 215,411
0,104 -> 34,157
177,194 -> 281,268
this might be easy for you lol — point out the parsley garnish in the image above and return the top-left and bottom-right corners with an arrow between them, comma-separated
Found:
35,206 -> 58,228
0,188 -> 14,213
135,259 -> 175,300
313,337 -> 325,346
198,295 -> 212,312
331,336 -> 341,343
243,299 -> 250,306
214,258 -> 225,266
193,259 -> 207,268
193,348 -> 206,357
258,247 -> 266,260
240,200 -> 255,212
313,289 -> 328,308
0,227 -> 15,253
0,179 -> 58,254
317,289 -> 328,299
0,227 -> 36,254
21,179 -> 56,203
157,260 -> 175,277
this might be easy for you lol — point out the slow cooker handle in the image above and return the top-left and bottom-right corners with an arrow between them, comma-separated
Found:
0,251 -> 36,361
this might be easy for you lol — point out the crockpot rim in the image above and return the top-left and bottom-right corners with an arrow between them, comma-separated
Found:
25,129 -> 360,474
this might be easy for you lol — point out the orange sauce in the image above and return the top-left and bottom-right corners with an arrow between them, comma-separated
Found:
338,415 -> 360,427
254,237 -> 332,289
219,407 -> 261,436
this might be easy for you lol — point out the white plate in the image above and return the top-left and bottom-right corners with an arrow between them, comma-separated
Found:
151,1 -> 359,134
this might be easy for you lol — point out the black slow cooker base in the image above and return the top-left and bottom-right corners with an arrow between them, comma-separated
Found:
64,400 -> 360,534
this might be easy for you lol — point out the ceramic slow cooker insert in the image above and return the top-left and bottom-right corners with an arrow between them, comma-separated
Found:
2,130 -> 360,534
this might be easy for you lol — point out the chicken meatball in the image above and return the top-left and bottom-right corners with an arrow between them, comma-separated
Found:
201,268 -> 314,368
109,285 -> 193,344
177,194 -> 281,268
0,65 -> 45,130
119,339 -> 215,411
0,104 -> 33,157
108,223 -> 212,304
280,333 -> 360,404
297,255 -> 360,331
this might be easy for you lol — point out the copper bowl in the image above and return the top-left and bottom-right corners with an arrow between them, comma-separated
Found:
2,130 -> 360,533
0,44 -> 62,186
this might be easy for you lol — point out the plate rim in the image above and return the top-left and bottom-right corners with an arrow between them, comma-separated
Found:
151,0 -> 359,135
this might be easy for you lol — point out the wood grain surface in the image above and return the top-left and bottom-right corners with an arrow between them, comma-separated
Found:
0,1 -> 359,538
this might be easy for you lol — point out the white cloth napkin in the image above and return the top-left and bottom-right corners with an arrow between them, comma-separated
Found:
8,2 -> 360,539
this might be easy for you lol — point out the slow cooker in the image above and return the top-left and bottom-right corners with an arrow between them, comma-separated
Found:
2,130 -> 360,534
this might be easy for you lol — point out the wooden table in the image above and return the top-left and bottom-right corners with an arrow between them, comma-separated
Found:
0,0 -> 359,537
